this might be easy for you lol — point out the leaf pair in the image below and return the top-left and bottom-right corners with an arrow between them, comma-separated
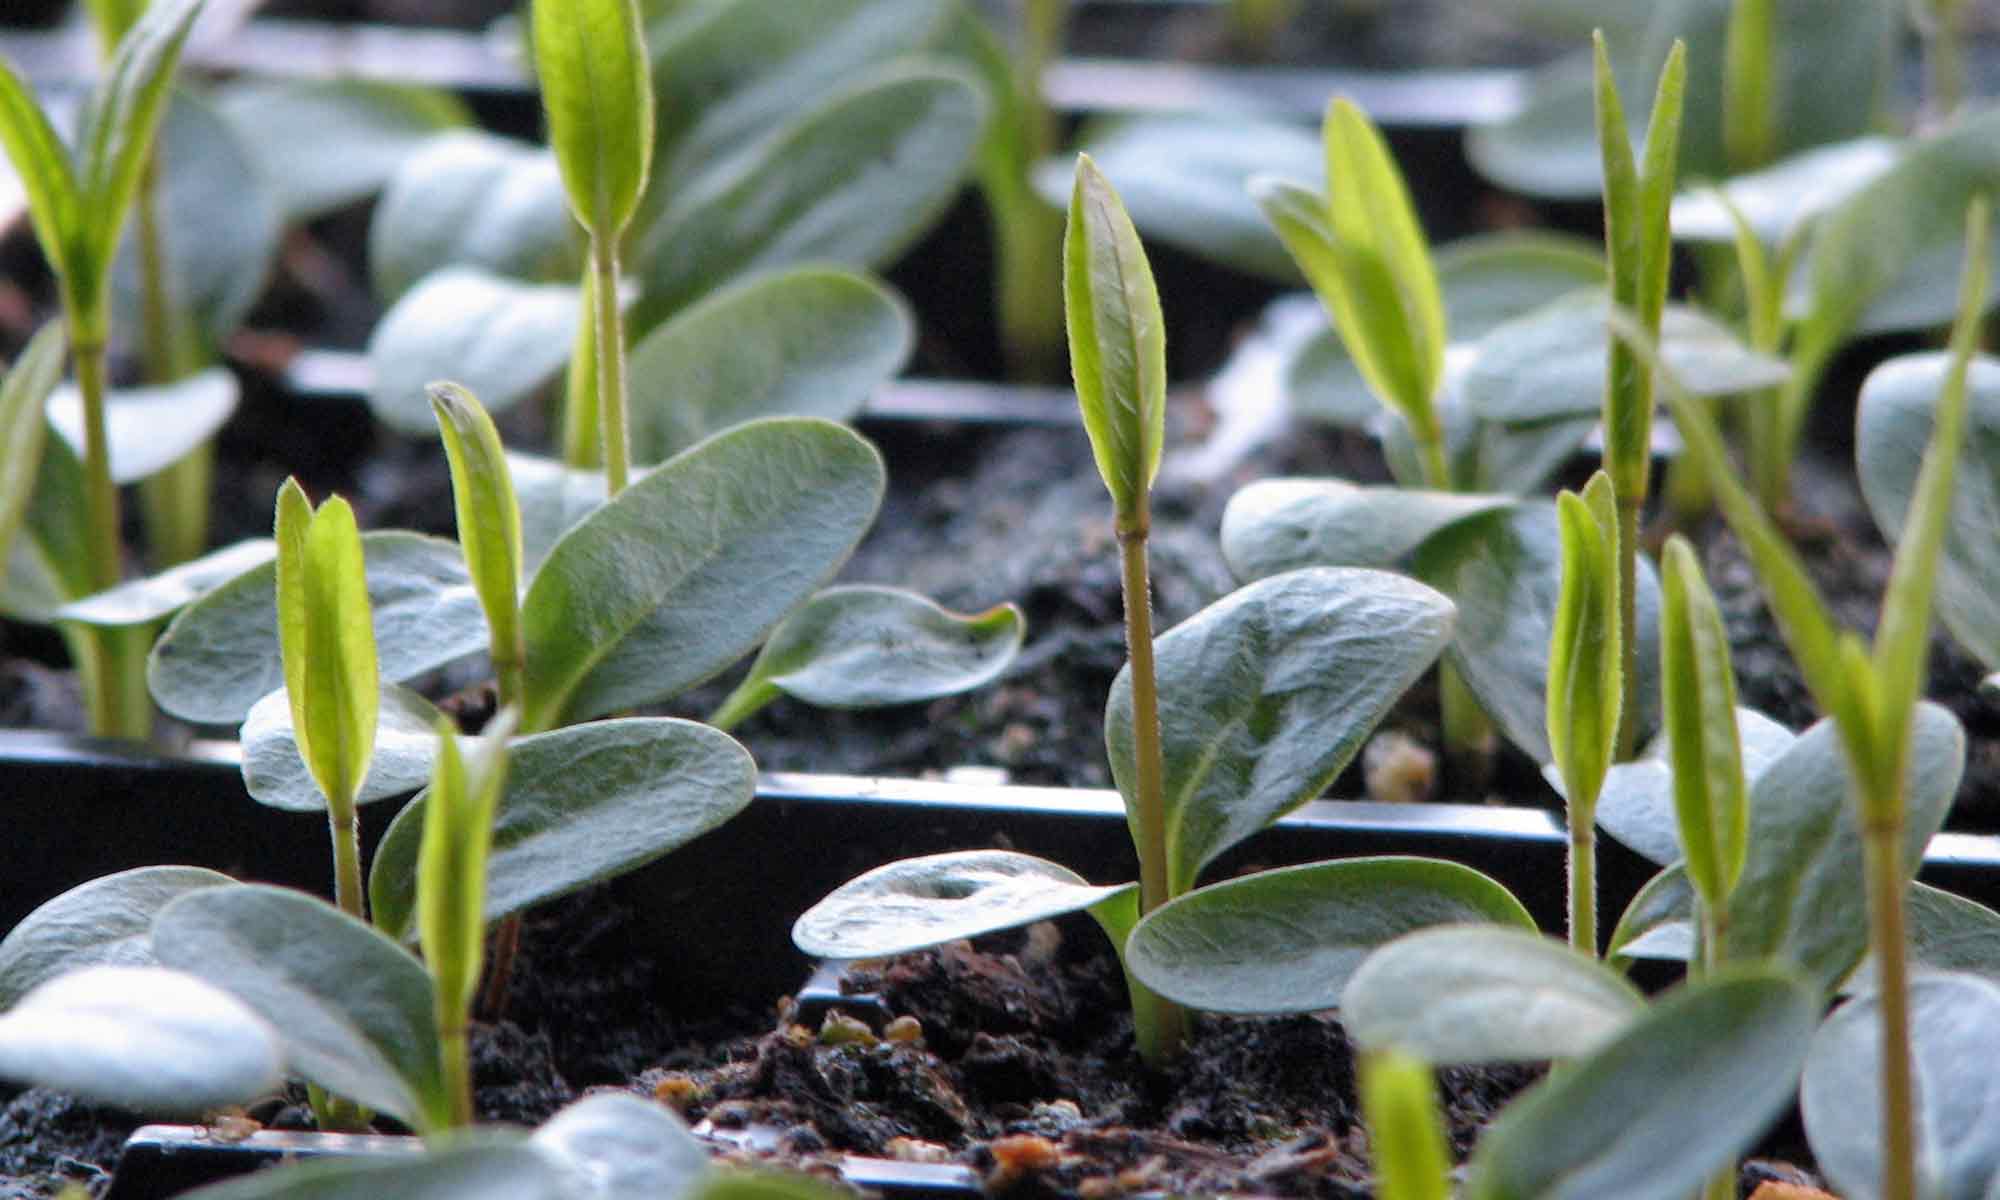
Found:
0,0 -> 205,338
275,480 -> 378,817
1547,472 -> 1620,817
532,0 -> 652,243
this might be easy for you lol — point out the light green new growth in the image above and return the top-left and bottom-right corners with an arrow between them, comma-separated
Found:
1660,536 -> 1748,933
420,707 -> 515,1128
429,382 -> 525,708
274,478 -> 380,922
1549,471 -> 1621,955
1592,32 -> 1686,763
1360,1050 -> 1450,1200
1063,153 -> 1184,1063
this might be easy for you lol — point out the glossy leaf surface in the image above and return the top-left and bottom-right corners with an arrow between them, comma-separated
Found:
793,850 -> 1131,961
1219,478 -> 1511,582
1804,973 -> 2000,1200
0,866 -> 233,1009
152,884 -> 447,1132
367,269 -> 581,435
1343,925 -> 1645,1062
1107,567 -> 1456,893
1123,858 -> 1533,1014
529,1092 -> 711,1200
150,531 -> 484,725
240,682 -> 444,813
1464,969 -> 1817,1200
370,719 -> 755,941
1065,153 -> 1165,517
1413,503 -> 1662,763
56,538 -> 273,627
627,267 -> 911,462
0,966 -> 281,1115
520,418 -> 882,728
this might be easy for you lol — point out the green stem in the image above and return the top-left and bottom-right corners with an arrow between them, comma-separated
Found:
983,0 -> 1066,381
1758,330 -> 1837,514
708,677 -> 780,733
439,1020 -> 473,1129
1921,0 -> 1966,122
1862,810 -> 1919,1200
1568,805 -> 1596,956
561,265 -> 600,469
134,152 -> 209,569
1414,428 -> 1494,767
1615,496 -> 1641,762
591,235 -> 630,496
329,799 -> 365,922
69,339 -> 152,740
1117,509 -> 1187,1063
1722,0 -> 1777,171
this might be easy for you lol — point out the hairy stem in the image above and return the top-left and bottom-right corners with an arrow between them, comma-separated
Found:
439,1019 -> 473,1129
1118,512 -> 1187,1062
1568,807 -> 1596,956
329,801 -> 365,922
591,235 -> 630,496
1862,810 -> 1918,1200
1616,495 -> 1641,762
70,340 -> 151,740
561,265 -> 600,469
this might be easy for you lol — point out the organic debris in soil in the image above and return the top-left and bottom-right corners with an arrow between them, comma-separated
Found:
647,925 -> 1540,1198
0,1088 -> 138,1199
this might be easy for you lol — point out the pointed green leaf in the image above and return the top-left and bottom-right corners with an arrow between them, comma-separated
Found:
627,266 -> 912,462
240,682 -> 445,813
715,586 -> 1023,727
0,865 -> 233,1010
1107,567 -> 1456,894
520,418 -> 883,729
178,1139 -> 565,1200
1343,925 -> 1645,1063
0,324 -> 63,571
791,850 -> 1130,961
530,1092 -> 712,1200
1123,858 -> 1533,1014
277,491 -> 379,812
1065,153 -> 1166,518
0,965 -> 282,1116
1804,973 -> 2000,1200
1322,97 -> 1445,381
1358,1049 -> 1450,1200
1659,535 -> 1747,909
420,710 -> 514,1022
214,78 -> 472,222
1219,478 -> 1511,583
367,268 -> 582,435
1464,968 -> 1816,1200
153,884 -> 448,1132
636,64 -> 983,316
429,382 -> 524,681
46,367 -> 238,483
1413,502 -> 1663,764
1547,475 -> 1621,814
1858,352 -> 2000,673
1604,863 -> 1694,968
0,58 -> 81,286
150,532 -> 484,725
533,0 -> 653,239
370,718 -> 754,942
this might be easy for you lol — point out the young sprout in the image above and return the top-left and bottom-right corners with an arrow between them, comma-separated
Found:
1616,194 -> 1991,1200
274,478 -> 379,923
1721,0 -> 1776,171
428,382 -> 524,709
0,0 -> 205,738
1548,470 -> 1621,954
1591,32 -> 1686,761
1065,152 -> 1184,1060
420,707 -> 516,1128
532,0 -> 653,495
1358,1049 -> 1450,1200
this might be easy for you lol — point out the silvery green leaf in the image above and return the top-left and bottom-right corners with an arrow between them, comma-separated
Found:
1805,973 -> 2000,1200
1342,925 -> 1645,1062
1219,478 -> 1512,583
1107,567 -> 1456,893
47,368 -> 237,484
153,884 -> 449,1133
370,132 -> 578,303
508,452 -> 607,571
149,531 -> 484,725
529,1092 -> 711,1200
369,718 -> 755,942
112,89 -> 279,343
178,1138 -> 565,1200
1670,136 -> 1898,244
1462,293 -> 1788,425
627,266 -> 911,463
1464,968 -> 1817,1200
1845,885 -> 2000,994
793,851 -> 1131,961
0,966 -> 282,1115
1036,114 -> 1320,283
1604,864 -> 1694,968
55,538 -> 273,627
240,682 -> 445,813
1580,706 -> 1794,866
1123,860 -> 1534,1015
0,866 -> 233,1009
215,78 -> 471,222
1856,352 -> 2000,672
1412,502 -> 1662,763
366,268 -> 581,435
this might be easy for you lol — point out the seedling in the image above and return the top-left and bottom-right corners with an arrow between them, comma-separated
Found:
1357,1049 -> 1449,1200
0,0 -> 205,738
1547,470 -> 1621,953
